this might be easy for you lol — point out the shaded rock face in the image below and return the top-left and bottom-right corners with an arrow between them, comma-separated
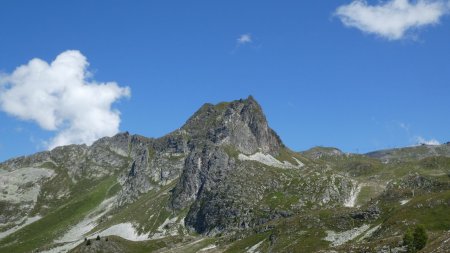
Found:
184,186 -> 250,235
351,205 -> 381,221
167,97 -> 288,233
117,133 -> 188,206
117,148 -> 152,206
170,145 -> 234,210
171,146 -> 240,234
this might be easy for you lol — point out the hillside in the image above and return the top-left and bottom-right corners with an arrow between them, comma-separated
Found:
1,96 -> 450,253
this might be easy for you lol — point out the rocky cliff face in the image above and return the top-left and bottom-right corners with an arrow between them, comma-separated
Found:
169,96 -> 287,233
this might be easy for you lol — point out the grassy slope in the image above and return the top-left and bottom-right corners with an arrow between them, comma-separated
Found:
92,180 -> 179,236
71,235 -> 185,253
381,190 -> 450,232
0,176 -> 117,253
72,235 -> 219,253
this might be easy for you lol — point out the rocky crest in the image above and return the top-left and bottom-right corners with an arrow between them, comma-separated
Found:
182,96 -> 283,154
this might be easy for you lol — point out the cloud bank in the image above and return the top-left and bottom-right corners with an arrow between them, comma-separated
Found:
335,0 -> 449,40
415,136 -> 440,145
0,50 -> 130,149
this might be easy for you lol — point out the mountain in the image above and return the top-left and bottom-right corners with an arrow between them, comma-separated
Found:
366,143 -> 450,163
1,96 -> 450,253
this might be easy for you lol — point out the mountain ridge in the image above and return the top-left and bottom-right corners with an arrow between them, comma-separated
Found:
1,96 -> 450,253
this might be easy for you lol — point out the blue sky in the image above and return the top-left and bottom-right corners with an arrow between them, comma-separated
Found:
1,0 -> 450,161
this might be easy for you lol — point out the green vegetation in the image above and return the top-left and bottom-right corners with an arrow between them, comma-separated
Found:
276,147 -> 300,165
93,180 -> 178,235
111,235 -> 215,253
31,165 -> 73,216
224,232 -> 270,253
381,190 -> 450,231
413,225 -> 428,251
223,145 -> 240,158
0,176 -> 117,253
147,146 -> 156,160
403,225 -> 428,253
356,185 -> 376,205
262,191 -> 298,210
215,101 -> 231,111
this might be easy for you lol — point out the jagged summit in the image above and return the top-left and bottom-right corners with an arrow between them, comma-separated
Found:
181,95 -> 283,156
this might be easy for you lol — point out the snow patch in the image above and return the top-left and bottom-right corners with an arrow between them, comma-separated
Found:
344,183 -> 362,208
325,224 -> 370,247
400,199 -> 410,205
247,239 -> 265,253
98,223 -> 149,241
238,152 -> 301,169
167,238 -> 206,252
156,217 -> 178,231
150,216 -> 179,239
45,196 -> 117,253
45,221 -> 148,253
292,157 -> 305,168
178,216 -> 185,227
0,216 -> 41,239
199,244 -> 217,251
358,224 -> 381,242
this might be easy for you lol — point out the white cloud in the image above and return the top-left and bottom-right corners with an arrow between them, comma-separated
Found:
398,122 -> 410,132
335,0 -> 450,40
237,33 -> 252,45
415,136 -> 440,145
0,50 -> 130,150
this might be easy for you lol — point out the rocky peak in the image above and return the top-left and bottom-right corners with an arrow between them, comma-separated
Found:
182,96 -> 283,156
301,146 -> 344,159
169,96 -> 285,216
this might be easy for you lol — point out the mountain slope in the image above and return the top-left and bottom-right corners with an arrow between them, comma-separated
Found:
1,96 -> 450,253
366,143 -> 450,163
